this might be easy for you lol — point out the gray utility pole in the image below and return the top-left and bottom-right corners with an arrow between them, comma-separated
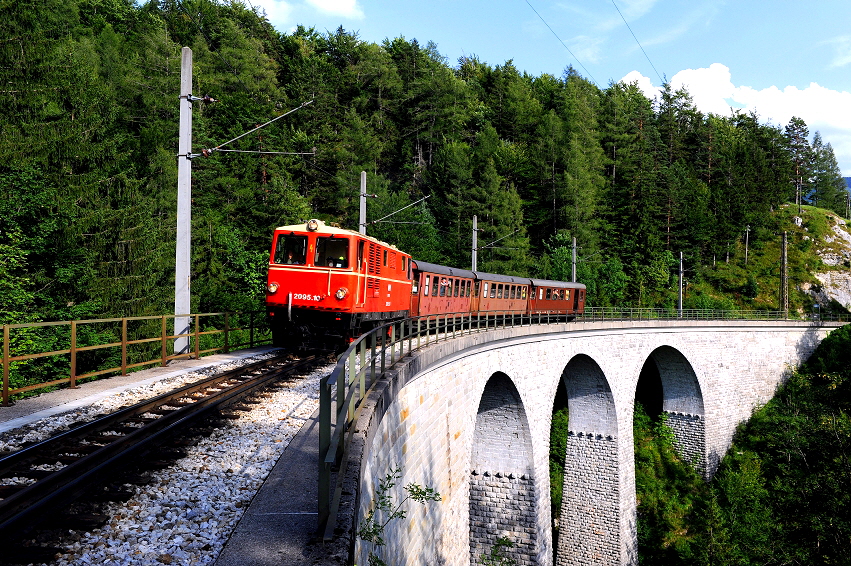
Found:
678,251 -> 684,317
571,237 -> 577,283
175,46 -> 193,355
780,231 -> 788,317
359,171 -> 367,235
745,225 -> 750,265
472,215 -> 478,271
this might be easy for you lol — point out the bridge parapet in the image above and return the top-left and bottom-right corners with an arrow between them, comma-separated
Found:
322,317 -> 844,566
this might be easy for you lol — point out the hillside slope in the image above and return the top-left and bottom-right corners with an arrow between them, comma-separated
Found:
686,204 -> 851,316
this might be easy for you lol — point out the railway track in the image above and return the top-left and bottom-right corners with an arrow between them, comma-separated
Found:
0,352 -> 327,561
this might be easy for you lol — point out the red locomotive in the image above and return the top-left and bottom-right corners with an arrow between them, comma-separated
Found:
266,220 -> 586,349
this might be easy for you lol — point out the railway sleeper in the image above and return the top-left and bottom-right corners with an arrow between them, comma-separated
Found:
1,544 -> 64,565
89,488 -> 135,502
0,485 -> 24,499
41,512 -> 109,530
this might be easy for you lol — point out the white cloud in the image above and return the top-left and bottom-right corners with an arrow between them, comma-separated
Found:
825,35 -> 851,69
620,64 -> 851,175
249,0 -> 293,25
620,69 -> 657,96
305,0 -> 364,19
571,35 -> 605,65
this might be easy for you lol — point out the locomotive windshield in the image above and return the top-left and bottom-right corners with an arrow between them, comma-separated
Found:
274,234 -> 307,264
315,237 -> 350,268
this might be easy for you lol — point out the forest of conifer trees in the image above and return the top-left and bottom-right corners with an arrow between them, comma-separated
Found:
1,0 -> 848,326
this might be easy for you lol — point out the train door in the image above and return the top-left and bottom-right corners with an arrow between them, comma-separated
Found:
410,272 -> 422,316
356,240 -> 366,306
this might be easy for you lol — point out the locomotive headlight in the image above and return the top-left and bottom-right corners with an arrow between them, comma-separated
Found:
267,282 -> 279,294
335,287 -> 349,300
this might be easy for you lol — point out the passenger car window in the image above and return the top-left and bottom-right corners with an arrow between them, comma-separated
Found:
424,275 -> 430,296
274,234 -> 307,265
454,279 -> 460,297
546,289 -> 552,300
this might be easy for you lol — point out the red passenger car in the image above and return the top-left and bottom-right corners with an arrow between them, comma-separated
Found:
266,219 -> 412,348
473,272 -> 529,315
410,260 -> 475,316
528,279 -> 586,319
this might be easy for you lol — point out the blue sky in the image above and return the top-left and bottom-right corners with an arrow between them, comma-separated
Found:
250,0 -> 851,175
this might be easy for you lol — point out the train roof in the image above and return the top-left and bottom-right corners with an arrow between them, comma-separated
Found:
411,260 -> 475,279
411,260 -> 530,285
273,219 -> 402,252
473,271 -> 528,284
529,278 -> 586,290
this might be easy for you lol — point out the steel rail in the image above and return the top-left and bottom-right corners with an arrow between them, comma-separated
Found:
0,353 -> 319,543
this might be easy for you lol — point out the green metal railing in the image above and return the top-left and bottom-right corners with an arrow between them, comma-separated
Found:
1,311 -> 271,406
317,307 -> 849,537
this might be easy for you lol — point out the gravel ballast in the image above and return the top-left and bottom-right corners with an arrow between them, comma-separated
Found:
0,354 -> 331,565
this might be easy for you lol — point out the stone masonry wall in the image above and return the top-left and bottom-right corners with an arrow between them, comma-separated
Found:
469,473 -> 537,565
350,320 -> 837,566
665,412 -> 706,476
556,433 -> 620,566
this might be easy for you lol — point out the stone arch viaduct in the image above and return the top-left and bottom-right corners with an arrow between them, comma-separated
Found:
347,319 -> 844,566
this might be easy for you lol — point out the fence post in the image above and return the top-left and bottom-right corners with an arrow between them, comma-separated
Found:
121,318 -> 128,376
194,315 -> 200,359
161,316 -> 167,366
2,324 -> 9,406
249,311 -> 255,348
70,320 -> 78,389
348,349 -> 356,422
318,375 -> 331,529
370,331 -> 377,383
224,312 -> 230,354
381,329 -> 386,374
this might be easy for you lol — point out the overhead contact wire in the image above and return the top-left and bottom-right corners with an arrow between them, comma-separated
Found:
522,0 -> 599,86
609,0 -> 664,84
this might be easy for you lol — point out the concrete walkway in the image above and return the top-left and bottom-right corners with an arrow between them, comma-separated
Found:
212,405 -> 347,566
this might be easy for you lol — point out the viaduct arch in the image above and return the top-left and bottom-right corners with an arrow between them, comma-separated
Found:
351,320 -> 839,566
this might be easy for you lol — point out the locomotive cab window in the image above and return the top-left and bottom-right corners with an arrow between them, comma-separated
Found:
274,234 -> 307,265
315,237 -> 349,268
